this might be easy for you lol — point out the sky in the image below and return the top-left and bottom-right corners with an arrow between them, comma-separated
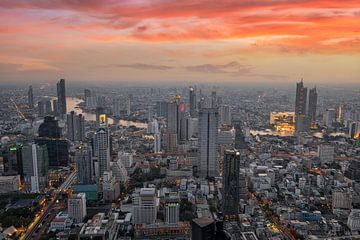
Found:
0,0 -> 359,86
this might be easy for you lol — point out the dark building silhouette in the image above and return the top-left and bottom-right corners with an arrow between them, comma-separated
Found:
67,111 -> 85,141
345,160 -> 360,182
295,79 -> 307,116
1,145 -> 23,178
192,217 -> 216,240
234,120 -> 247,150
189,86 -> 197,117
56,78 -> 67,115
223,149 -> 240,217
308,87 -> 318,124
38,116 -> 62,138
37,116 -> 68,167
28,85 -> 34,109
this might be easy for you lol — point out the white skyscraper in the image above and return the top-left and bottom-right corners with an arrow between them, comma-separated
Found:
154,133 -> 162,153
198,108 -> 218,178
68,193 -> 87,223
323,108 -> 336,127
95,116 -> 110,178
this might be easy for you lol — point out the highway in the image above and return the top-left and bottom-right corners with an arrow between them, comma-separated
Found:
20,171 -> 77,240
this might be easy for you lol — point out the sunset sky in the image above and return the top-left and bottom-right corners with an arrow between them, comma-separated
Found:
0,0 -> 359,86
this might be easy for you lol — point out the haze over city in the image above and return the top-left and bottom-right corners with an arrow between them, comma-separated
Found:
0,0 -> 359,86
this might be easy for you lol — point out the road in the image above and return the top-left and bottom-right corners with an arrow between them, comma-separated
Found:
20,171 -> 77,240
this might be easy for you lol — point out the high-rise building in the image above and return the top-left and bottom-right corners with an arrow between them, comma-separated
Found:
318,145 -> 334,165
336,104 -> 344,124
67,111 -> 85,141
56,78 -> 67,115
191,217 -> 215,240
323,108 -> 336,127
37,116 -> 69,166
295,80 -> 308,116
133,188 -> 157,225
295,80 -> 308,132
112,99 -> 121,117
28,85 -> 34,109
22,143 -> 49,193
118,152 -> 133,171
165,192 -> 180,225
102,171 -> 120,202
126,94 -> 132,116
189,86 -> 197,117
38,100 -> 52,117
234,120 -> 247,150
155,101 -> 168,118
68,193 -> 87,223
198,108 -> 218,178
1,145 -> 23,178
219,105 -> 231,125
95,117 -> 110,178
211,90 -> 217,108
52,99 -> 58,115
75,145 -> 93,185
84,89 -> 97,109
308,87 -> 317,124
223,150 -> 240,217
154,133 -> 162,153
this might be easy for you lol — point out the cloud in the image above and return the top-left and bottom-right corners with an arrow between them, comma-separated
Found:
111,63 -> 174,70
185,61 -> 251,74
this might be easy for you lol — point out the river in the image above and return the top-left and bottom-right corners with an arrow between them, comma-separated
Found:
66,97 -> 147,128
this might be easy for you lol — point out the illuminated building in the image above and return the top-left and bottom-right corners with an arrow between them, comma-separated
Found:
199,107 -> 218,178
269,112 -> 295,132
223,150 -> 241,218
56,78 -> 67,116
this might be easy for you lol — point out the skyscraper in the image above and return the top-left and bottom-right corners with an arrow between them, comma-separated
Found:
75,145 -> 94,185
295,80 -> 308,116
295,80 -> 309,132
68,193 -> 87,223
219,105 -> 231,125
223,150 -> 240,218
67,111 -> 85,142
95,116 -> 110,178
198,107 -> 218,178
308,87 -> 317,124
234,120 -> 247,150
28,85 -> 34,109
56,78 -> 67,115
189,86 -> 197,117
22,143 -> 49,193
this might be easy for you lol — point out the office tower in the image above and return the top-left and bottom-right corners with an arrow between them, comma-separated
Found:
75,146 -> 94,185
167,101 -> 180,134
164,133 -> 177,153
133,188 -> 157,224
234,120 -> 247,150
28,85 -> 34,109
148,105 -> 154,122
308,87 -> 317,124
323,108 -> 336,127
223,150 -> 240,218
165,193 -> 180,225
67,111 -> 85,141
219,105 -> 231,125
96,118 -> 110,178
126,94 -> 132,116
332,189 -> 352,210
112,99 -> 121,117
180,114 -> 190,141
68,193 -> 87,223
1,145 -> 23,178
318,145 -> 334,165
155,101 -> 168,118
38,116 -> 62,138
295,80 -> 308,116
189,86 -> 197,117
118,152 -> 133,170
22,143 -> 49,193
198,108 -> 218,178
147,118 -> 159,134
337,104 -> 344,124
295,80 -> 308,132
191,217 -> 215,240
38,100 -> 52,117
211,90 -> 217,108
154,133 -> 162,153
349,122 -> 358,139
102,171 -> 120,202
56,78 -> 67,115
37,116 -> 69,166
52,99 -> 58,115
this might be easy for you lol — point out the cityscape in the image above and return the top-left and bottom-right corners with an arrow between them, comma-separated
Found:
1,1 -> 360,240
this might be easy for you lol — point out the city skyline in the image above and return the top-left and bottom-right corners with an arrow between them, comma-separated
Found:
0,0 -> 359,85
